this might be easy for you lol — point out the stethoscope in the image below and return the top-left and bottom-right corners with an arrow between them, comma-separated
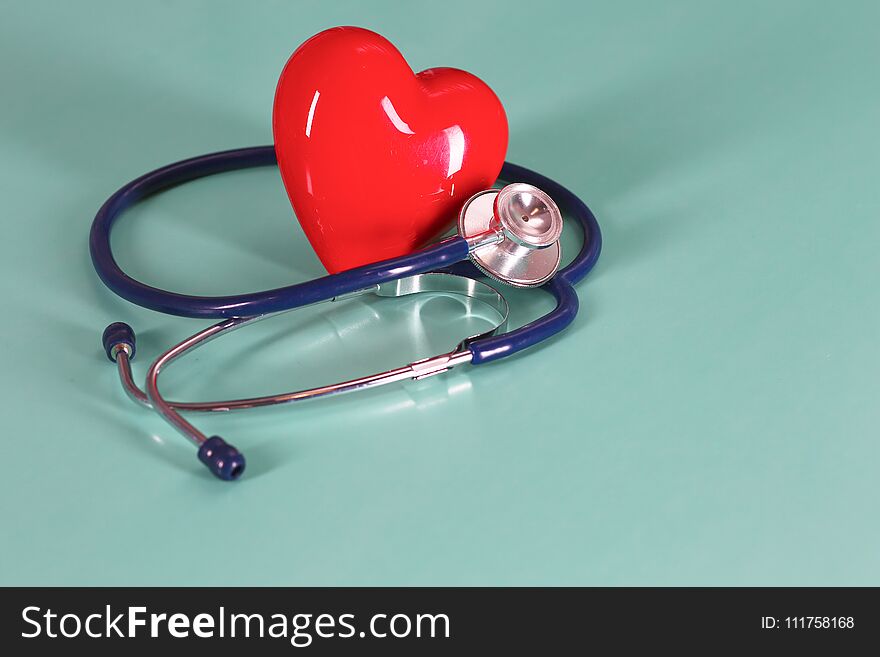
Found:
90,145 -> 602,481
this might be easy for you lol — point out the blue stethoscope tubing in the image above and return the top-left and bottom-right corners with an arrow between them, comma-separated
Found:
89,145 -> 601,365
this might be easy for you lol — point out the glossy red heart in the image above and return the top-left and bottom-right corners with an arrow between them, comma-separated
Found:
272,27 -> 508,273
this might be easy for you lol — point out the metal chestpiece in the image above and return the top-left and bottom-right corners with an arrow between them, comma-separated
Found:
459,183 -> 564,287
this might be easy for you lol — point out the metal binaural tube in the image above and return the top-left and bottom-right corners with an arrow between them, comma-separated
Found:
114,347 -> 150,408
109,273 -> 508,416
144,317 -> 254,446
104,272 -> 508,479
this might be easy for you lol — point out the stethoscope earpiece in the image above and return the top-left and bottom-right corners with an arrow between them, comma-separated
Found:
459,183 -> 563,287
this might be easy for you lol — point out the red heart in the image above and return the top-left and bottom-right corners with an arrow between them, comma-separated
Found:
272,27 -> 508,273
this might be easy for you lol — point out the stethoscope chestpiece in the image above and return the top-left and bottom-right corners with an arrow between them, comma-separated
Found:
459,183 -> 563,287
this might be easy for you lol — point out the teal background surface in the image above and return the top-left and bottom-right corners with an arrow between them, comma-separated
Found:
1,0 -> 878,585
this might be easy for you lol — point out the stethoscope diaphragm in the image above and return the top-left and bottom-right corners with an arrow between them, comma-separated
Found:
458,183 -> 563,287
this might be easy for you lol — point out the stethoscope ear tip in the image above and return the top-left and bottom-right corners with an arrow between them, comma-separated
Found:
198,436 -> 246,481
102,322 -> 136,362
